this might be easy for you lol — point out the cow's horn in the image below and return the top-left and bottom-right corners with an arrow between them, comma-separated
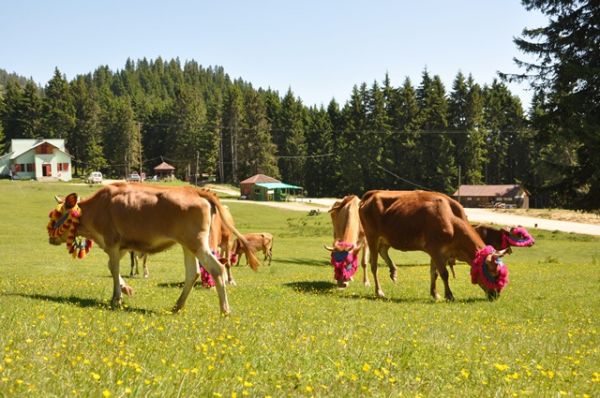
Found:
323,245 -> 334,252
54,195 -> 63,204
494,248 -> 510,257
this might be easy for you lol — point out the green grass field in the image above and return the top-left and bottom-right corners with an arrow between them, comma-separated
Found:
0,181 -> 599,397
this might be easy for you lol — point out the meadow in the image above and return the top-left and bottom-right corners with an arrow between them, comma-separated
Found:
0,181 -> 599,397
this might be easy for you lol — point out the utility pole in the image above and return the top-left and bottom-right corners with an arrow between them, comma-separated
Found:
457,165 -> 462,204
195,150 -> 199,186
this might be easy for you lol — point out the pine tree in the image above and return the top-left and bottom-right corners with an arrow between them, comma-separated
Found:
276,89 -> 306,186
1,80 -> 25,141
70,76 -> 106,175
43,68 -> 76,141
222,85 -> 245,183
304,106 -> 334,196
417,71 -> 456,192
102,96 -> 140,177
504,0 -> 600,209
238,89 -> 279,180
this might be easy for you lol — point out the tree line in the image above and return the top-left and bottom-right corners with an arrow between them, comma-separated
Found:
0,1 -> 598,210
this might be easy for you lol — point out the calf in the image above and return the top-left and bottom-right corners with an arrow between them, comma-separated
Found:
359,190 -> 510,301
231,233 -> 274,267
47,183 -> 259,314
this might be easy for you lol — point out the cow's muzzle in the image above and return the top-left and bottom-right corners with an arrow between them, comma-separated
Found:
49,237 -> 62,246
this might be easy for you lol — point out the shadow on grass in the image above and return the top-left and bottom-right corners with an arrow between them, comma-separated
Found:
275,258 -> 327,267
283,280 -> 490,304
4,292 -> 156,314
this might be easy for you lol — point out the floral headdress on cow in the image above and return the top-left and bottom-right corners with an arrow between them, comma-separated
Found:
501,226 -> 535,249
47,193 -> 93,259
326,241 -> 359,284
471,245 -> 509,292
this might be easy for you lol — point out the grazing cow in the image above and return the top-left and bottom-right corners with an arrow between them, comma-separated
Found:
231,233 -> 274,267
447,224 -> 535,275
47,183 -> 259,314
129,251 -> 149,278
359,190 -> 510,301
324,195 -> 369,287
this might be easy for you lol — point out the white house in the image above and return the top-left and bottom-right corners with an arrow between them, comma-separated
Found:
0,139 -> 72,182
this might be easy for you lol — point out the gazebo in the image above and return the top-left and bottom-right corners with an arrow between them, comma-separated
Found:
153,161 -> 175,180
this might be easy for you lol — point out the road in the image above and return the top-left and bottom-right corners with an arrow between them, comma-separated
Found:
224,197 -> 600,236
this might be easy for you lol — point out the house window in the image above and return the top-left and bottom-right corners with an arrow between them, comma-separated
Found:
14,164 -> 22,172
35,143 -> 54,155
26,163 -> 34,172
62,163 -> 69,171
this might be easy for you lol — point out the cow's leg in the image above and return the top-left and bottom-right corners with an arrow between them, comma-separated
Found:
129,251 -> 136,277
108,249 -> 132,309
142,254 -> 149,278
196,248 -> 230,315
361,245 -> 370,287
366,237 -> 384,297
432,254 -> 454,301
173,248 -> 200,313
267,244 -> 272,266
378,245 -> 397,282
430,259 -> 441,300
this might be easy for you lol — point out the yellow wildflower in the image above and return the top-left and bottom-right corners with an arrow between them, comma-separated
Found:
102,390 -> 111,398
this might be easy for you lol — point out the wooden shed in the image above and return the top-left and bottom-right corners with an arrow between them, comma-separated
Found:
452,184 -> 530,209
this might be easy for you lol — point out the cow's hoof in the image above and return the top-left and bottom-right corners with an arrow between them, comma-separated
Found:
110,298 -> 122,310
376,289 -> 385,298
445,294 -> 455,302
228,280 -> 237,286
389,269 -> 398,283
431,292 -> 441,301
364,281 -> 371,287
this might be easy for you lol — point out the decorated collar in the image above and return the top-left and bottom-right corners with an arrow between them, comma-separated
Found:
47,203 -> 93,259
470,245 -> 509,291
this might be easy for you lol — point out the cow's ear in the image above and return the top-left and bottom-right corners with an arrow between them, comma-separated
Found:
64,193 -> 78,209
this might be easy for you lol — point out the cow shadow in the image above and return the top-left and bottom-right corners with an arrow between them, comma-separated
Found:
4,292 -> 156,314
283,281 -> 490,304
275,258 -> 328,267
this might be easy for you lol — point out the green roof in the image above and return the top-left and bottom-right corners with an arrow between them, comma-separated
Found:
255,182 -> 303,190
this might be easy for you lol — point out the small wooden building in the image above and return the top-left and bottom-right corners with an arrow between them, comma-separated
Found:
153,161 -> 175,180
239,174 -> 281,198
452,184 -> 530,209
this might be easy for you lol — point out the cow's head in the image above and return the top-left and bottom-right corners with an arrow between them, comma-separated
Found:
501,226 -> 535,249
471,245 -> 510,300
47,193 -> 79,246
324,241 -> 361,286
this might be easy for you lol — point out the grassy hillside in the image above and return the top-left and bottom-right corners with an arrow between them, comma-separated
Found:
0,181 -> 598,397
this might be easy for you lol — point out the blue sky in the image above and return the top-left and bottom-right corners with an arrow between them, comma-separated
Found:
1,0 -> 547,108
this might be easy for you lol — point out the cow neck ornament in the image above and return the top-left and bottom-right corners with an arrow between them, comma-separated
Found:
501,227 -> 535,249
47,203 -> 93,259
330,241 -> 358,283
470,245 -> 509,291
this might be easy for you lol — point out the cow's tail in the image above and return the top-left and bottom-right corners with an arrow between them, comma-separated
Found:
202,191 -> 260,271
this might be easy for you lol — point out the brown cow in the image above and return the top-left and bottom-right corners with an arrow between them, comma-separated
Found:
231,233 -> 274,267
324,195 -> 369,287
447,224 -> 535,275
47,183 -> 259,314
359,190 -> 509,301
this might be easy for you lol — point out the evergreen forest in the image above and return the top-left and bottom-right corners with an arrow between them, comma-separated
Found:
1,0 -> 598,210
